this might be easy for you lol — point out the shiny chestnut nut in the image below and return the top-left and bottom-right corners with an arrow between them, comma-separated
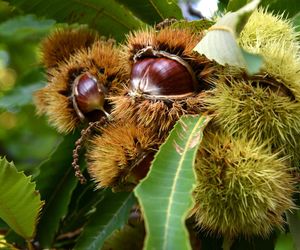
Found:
130,46 -> 198,99
72,72 -> 108,121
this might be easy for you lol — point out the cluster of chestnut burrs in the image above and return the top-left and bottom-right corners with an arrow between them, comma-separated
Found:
35,9 -> 300,239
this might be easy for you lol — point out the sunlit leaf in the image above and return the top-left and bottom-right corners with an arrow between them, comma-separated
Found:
35,134 -> 79,248
227,0 -> 248,12
135,115 -> 210,250
9,0 -> 146,41
170,19 -> 215,33
75,191 -> 135,250
115,0 -> 182,25
193,0 -> 263,74
0,157 -> 44,239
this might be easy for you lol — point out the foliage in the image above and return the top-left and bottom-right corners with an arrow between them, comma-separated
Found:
0,0 -> 299,249
135,115 -> 209,250
0,157 -> 43,240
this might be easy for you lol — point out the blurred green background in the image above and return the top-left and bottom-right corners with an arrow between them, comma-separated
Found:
0,1 -> 60,175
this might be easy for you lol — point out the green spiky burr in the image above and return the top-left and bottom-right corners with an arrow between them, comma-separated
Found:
193,128 -> 295,238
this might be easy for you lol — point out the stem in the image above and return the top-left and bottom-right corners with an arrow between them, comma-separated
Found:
26,240 -> 34,250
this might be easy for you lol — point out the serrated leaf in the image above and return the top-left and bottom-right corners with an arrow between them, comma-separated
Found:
134,114 -> 210,250
74,191 -> 135,250
115,0 -> 182,25
0,157 -> 44,239
286,210 -> 300,250
35,134 -> 79,248
8,0 -> 146,41
193,0 -> 263,75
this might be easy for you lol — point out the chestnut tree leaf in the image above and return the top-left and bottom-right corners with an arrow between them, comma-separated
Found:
293,12 -> 300,33
0,14 -> 55,41
227,0 -> 248,12
74,190 -> 135,250
0,82 -> 44,111
134,114 -> 210,250
193,0 -> 263,75
260,0 -> 300,18
34,134 -> 79,248
115,0 -> 183,25
170,19 -> 215,34
0,157 -> 44,239
8,0 -> 146,41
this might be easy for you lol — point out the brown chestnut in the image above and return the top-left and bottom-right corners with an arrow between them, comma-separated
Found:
130,46 -> 197,99
72,72 -> 107,121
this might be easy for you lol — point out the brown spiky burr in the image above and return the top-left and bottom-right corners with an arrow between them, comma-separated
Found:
110,26 -> 215,136
34,28 -> 127,133
87,120 -> 162,190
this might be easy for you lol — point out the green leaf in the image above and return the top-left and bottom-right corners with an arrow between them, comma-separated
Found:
0,157 -> 44,239
0,14 -> 55,41
134,114 -> 210,250
227,0 -> 248,12
35,134 -> 79,248
115,0 -> 182,25
170,19 -> 215,33
60,183 -> 107,234
286,210 -> 300,250
218,0 -> 230,12
75,191 -> 135,250
193,0 -> 263,75
260,0 -> 300,18
9,0 -> 146,41
293,12 -> 300,33
0,82 -> 44,111
275,233 -> 295,250
0,219 -> 8,230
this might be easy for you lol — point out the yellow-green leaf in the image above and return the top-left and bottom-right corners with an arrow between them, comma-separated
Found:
134,114 -> 210,250
0,157 -> 44,239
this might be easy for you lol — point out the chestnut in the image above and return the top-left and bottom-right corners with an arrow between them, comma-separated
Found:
72,72 -> 108,121
130,46 -> 198,99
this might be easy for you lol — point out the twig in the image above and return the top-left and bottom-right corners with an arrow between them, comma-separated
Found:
72,118 -> 106,184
